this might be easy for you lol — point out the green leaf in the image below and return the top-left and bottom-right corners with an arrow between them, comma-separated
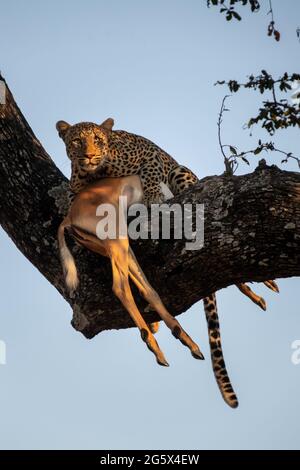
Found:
232,11 -> 242,21
241,157 -> 250,165
229,146 -> 237,155
228,80 -> 240,92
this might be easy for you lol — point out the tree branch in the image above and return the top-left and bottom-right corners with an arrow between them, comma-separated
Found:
1,75 -> 300,339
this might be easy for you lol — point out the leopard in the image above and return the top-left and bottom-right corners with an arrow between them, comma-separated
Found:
56,117 -> 278,408
56,118 -> 198,206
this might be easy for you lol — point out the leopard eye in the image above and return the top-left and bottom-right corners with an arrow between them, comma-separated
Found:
72,139 -> 82,147
94,135 -> 103,145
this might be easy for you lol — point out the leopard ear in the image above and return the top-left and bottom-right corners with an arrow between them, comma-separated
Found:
56,120 -> 71,139
100,118 -> 114,132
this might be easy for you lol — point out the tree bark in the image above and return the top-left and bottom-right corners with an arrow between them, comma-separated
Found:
1,74 -> 299,339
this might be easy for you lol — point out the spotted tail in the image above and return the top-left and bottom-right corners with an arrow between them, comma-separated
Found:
203,293 -> 238,408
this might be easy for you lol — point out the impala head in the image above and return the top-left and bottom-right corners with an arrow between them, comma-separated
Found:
56,118 -> 114,173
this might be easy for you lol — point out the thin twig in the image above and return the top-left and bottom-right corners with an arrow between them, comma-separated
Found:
217,95 -> 234,175
268,0 -> 274,23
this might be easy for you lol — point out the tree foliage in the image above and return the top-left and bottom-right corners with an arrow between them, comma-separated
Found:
207,2 -> 299,172
207,0 -> 280,41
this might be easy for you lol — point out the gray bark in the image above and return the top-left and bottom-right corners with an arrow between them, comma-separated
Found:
1,74 -> 299,339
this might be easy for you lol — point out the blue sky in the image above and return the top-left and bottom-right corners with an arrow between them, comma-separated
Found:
0,0 -> 299,450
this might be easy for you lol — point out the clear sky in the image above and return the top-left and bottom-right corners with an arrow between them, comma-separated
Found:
0,0 -> 299,450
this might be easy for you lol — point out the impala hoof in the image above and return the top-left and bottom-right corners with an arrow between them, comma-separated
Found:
258,297 -> 267,311
192,349 -> 205,360
157,358 -> 170,367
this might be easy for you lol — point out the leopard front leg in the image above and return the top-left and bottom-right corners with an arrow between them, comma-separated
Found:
139,158 -> 165,206
69,161 -> 88,195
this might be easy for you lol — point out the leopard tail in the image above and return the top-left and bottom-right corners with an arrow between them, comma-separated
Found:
203,293 -> 238,408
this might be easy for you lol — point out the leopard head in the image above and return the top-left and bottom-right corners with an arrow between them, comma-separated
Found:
56,118 -> 114,174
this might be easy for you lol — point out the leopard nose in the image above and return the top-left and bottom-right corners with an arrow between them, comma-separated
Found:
85,153 -> 95,160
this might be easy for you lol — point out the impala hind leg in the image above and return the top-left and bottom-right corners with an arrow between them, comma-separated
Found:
148,322 -> 160,334
143,306 -> 160,334
128,248 -> 204,360
109,242 -> 169,367
264,280 -> 279,293
236,283 -> 266,311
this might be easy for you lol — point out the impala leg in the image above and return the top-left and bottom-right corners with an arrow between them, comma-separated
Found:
128,248 -> 204,360
263,280 -> 279,293
236,283 -> 266,311
109,242 -> 169,367
148,322 -> 160,334
143,305 -> 160,334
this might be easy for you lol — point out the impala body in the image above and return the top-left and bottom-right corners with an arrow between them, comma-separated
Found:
58,176 -> 203,367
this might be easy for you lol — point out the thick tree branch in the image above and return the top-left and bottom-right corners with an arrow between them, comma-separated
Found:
1,75 -> 300,339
